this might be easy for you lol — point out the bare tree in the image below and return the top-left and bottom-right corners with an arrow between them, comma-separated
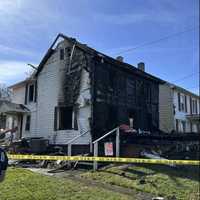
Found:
0,84 -> 12,101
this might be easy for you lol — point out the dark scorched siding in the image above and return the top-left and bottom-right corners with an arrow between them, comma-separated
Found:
91,57 -> 159,140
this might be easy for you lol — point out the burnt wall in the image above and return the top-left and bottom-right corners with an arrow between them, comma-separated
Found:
92,58 -> 159,140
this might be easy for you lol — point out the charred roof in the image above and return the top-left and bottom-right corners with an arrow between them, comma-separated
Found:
35,33 -> 165,84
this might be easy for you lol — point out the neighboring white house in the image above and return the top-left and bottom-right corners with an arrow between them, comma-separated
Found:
159,83 -> 200,133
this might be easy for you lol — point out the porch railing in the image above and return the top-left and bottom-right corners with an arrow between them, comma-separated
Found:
66,130 -> 90,157
93,127 -> 120,170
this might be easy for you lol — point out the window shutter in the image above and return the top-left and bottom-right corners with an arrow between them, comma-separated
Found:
178,93 -> 181,111
190,97 -> 192,114
34,81 -> 37,102
24,84 -> 28,105
185,95 -> 187,112
54,107 -> 58,131
195,100 -> 198,114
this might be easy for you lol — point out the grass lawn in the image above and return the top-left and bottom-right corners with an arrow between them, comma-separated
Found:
0,167 -> 133,200
81,164 -> 200,200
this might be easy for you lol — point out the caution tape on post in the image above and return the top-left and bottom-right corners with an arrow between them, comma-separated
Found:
7,154 -> 200,166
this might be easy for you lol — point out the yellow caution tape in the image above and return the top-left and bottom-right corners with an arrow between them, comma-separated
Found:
7,154 -> 200,165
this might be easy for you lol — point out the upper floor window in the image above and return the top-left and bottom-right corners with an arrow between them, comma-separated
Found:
25,81 -> 37,104
29,84 -> 34,102
192,99 -> 198,114
178,93 -> 187,112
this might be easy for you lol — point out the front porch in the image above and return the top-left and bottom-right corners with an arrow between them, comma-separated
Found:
0,100 -> 29,142
186,114 -> 200,133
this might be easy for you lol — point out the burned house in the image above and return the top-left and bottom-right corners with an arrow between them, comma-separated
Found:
8,33 -> 163,154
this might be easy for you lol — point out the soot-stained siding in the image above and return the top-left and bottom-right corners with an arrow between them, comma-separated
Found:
91,58 -> 159,140
59,47 -> 89,106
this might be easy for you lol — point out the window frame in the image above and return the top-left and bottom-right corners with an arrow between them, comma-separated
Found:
28,84 -> 35,102
192,99 -> 197,114
25,115 -> 31,131
54,106 -> 75,131
179,94 -> 187,112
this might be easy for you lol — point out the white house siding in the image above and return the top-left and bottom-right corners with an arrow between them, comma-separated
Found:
11,86 -> 25,104
159,83 -> 199,133
36,40 -> 92,145
159,84 -> 174,133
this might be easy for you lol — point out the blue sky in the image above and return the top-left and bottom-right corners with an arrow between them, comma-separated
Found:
0,0 -> 199,94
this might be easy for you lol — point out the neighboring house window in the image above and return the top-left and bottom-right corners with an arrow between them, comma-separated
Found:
192,99 -> 197,114
25,115 -> 31,131
60,49 -> 64,60
54,106 -> 73,130
181,121 -> 186,133
0,114 -> 6,129
178,93 -> 187,112
29,84 -> 34,102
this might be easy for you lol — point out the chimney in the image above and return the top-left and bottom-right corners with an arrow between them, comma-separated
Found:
137,62 -> 145,71
116,56 -> 124,62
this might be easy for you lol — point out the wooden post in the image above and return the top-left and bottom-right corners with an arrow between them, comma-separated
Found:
116,127 -> 120,157
68,144 -> 72,167
93,142 -> 98,170
90,137 -> 93,153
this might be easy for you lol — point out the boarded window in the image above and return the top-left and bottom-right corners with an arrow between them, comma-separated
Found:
29,84 -> 34,102
25,115 -> 31,131
60,49 -> 64,60
54,107 -> 73,130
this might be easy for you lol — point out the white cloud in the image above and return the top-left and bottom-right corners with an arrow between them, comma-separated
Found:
0,60 -> 34,85
95,10 -> 179,26
0,44 -> 37,57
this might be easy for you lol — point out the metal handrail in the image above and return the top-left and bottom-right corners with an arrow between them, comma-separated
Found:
93,127 -> 120,170
67,130 -> 90,157
93,127 -> 119,144
67,130 -> 90,145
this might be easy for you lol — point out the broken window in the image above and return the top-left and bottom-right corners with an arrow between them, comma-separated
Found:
29,84 -> 34,102
25,115 -> 31,131
54,106 -> 73,130
65,47 -> 71,58
60,49 -> 64,60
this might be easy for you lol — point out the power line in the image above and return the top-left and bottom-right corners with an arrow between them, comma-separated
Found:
114,26 -> 199,55
172,72 -> 200,84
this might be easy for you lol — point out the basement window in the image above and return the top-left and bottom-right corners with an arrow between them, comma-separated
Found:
55,106 -> 73,130
25,115 -> 31,131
